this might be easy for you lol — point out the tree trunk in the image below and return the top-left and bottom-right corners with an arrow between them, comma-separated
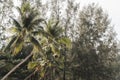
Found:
63,51 -> 66,80
24,70 -> 37,80
1,52 -> 33,80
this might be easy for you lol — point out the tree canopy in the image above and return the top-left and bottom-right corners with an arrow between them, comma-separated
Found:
0,0 -> 119,80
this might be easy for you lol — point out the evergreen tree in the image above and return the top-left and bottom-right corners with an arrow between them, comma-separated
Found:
70,3 -> 118,80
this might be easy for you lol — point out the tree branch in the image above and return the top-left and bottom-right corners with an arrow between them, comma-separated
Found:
1,52 -> 33,80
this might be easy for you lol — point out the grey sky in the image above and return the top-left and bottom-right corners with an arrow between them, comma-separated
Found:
13,0 -> 120,40
78,0 -> 120,40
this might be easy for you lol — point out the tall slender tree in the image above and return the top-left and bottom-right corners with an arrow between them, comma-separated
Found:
1,1 -> 71,80
70,3 -> 118,80
1,2 -> 44,80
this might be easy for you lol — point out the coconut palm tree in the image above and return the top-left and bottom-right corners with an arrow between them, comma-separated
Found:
2,1 -> 71,79
1,2 -> 44,80
44,20 -> 71,80
26,19 -> 71,80
4,2 -> 44,55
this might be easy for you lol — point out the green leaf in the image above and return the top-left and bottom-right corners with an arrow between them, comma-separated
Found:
0,60 -> 6,68
40,37 -> 47,46
50,44 -> 60,57
4,36 -> 17,52
10,17 -> 22,31
28,62 -> 37,70
45,20 -> 63,38
30,18 -> 44,27
58,37 -> 72,49
30,36 -> 43,53
12,36 -> 23,55
40,68 -> 46,78
21,2 -> 30,13
8,27 -> 21,33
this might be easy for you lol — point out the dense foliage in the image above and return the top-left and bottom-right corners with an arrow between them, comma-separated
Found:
0,0 -> 119,80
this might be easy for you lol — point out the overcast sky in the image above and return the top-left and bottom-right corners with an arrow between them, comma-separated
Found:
78,0 -> 120,40
13,0 -> 120,40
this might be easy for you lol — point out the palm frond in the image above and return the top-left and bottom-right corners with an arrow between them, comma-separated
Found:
12,36 -> 24,55
22,11 -> 40,29
31,28 -> 43,36
53,21 -> 59,28
23,14 -> 34,28
27,61 -> 38,70
21,2 -> 30,13
52,26 -> 63,38
31,28 -> 51,38
20,2 -> 40,29
10,17 -> 22,31
46,21 -> 63,38
58,37 -> 72,49
30,36 -> 43,53
4,36 -> 17,52
32,31 -> 40,35
28,18 -> 44,30
8,27 -> 21,33
16,7 -> 23,17
50,44 -> 60,59
0,60 -> 6,68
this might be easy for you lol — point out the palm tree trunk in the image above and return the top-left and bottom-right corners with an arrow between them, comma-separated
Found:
24,70 -> 36,80
1,52 -> 33,80
63,53 -> 66,80
63,47 -> 67,80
